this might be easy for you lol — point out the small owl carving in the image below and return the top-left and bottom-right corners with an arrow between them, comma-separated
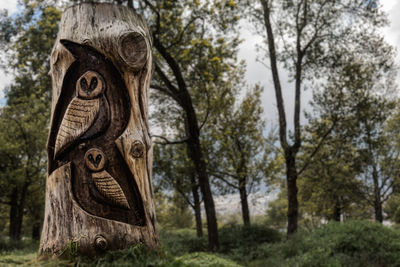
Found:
85,148 -> 130,209
54,71 -> 109,158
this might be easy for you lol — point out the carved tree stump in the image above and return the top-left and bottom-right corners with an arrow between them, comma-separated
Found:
39,3 -> 158,257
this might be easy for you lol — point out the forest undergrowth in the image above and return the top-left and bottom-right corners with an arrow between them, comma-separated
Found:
0,220 -> 399,267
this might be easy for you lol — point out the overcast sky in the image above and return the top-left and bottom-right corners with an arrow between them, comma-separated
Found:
1,0 -> 400,126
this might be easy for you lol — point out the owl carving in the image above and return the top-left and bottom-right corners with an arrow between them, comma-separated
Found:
85,148 -> 130,209
48,39 -> 145,226
54,71 -> 109,158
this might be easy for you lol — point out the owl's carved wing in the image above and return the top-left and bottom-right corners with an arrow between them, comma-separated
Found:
92,171 -> 130,209
54,97 -> 100,157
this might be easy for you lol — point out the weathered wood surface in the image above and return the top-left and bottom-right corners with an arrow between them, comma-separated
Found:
40,3 -> 158,257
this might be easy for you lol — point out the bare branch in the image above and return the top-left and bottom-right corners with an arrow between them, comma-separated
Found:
151,134 -> 188,145
298,120 -> 336,176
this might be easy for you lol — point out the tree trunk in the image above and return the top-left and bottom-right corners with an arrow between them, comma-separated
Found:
333,201 -> 341,222
186,135 -> 219,250
9,188 -> 22,240
260,0 -> 299,235
191,176 -> 203,237
286,152 -> 298,235
152,37 -> 219,250
238,178 -> 250,226
32,222 -> 41,241
40,3 -> 159,257
374,199 -> 383,223
372,165 -> 383,223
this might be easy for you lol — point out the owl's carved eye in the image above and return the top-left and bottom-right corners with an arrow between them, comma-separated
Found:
85,148 -> 106,172
77,71 -> 104,99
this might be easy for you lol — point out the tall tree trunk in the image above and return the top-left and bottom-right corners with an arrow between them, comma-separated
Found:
9,182 -> 29,241
373,166 -> 383,223
9,188 -> 21,240
238,178 -> 250,226
40,3 -> 159,257
191,176 -> 203,237
186,134 -> 219,250
333,201 -> 341,222
286,152 -> 298,235
153,34 -> 219,251
261,0 -> 299,235
32,222 -> 41,240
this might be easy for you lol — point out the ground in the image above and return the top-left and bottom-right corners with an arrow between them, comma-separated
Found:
1,221 -> 400,266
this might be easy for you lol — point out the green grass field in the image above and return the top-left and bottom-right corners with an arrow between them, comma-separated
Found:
1,221 -> 400,266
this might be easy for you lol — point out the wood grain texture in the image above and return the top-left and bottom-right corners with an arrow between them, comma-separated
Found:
92,171 -> 130,209
40,3 -> 158,257
54,98 -> 100,157
40,163 -> 156,257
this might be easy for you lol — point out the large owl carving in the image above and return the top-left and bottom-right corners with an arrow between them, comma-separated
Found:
54,70 -> 109,158
48,40 -> 145,226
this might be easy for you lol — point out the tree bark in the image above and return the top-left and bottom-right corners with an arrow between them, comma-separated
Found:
9,188 -> 22,240
239,178 -> 250,226
186,129 -> 219,250
40,3 -> 159,257
191,176 -> 203,237
286,152 -> 298,235
373,166 -> 383,223
261,0 -> 299,236
333,201 -> 341,222
9,183 -> 29,241
32,222 -> 41,241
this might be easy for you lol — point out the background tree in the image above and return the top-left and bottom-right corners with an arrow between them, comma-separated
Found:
153,143 -> 203,237
246,0 -> 391,234
138,0 -> 242,250
207,85 -> 280,226
0,2 -> 60,240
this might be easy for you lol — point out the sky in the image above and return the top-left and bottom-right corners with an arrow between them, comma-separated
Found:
1,0 -> 400,125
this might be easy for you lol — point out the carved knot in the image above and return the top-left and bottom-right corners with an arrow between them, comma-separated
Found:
94,234 -> 108,251
130,140 -> 145,158
118,32 -> 148,71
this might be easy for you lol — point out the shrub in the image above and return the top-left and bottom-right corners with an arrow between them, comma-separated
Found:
219,223 -> 282,252
159,229 -> 208,256
218,223 -> 282,264
0,238 -> 38,252
287,220 -> 400,267
178,252 -> 242,267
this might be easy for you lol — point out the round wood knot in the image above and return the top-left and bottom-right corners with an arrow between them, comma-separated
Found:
94,235 -> 108,251
130,140 -> 145,158
118,32 -> 148,71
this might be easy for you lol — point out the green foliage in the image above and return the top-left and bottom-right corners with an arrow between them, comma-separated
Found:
0,238 -> 38,252
0,1 -> 61,240
264,189 -> 287,231
159,229 -> 208,256
177,252 -> 242,267
155,191 -> 194,230
2,221 -> 400,266
384,194 -> 400,224
247,221 -> 400,267
87,245 -> 181,267
289,221 -> 400,267
218,223 -> 282,264
218,223 -> 281,253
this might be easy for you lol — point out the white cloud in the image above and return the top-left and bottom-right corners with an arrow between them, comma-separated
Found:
2,0 -> 18,14
0,1 -> 18,105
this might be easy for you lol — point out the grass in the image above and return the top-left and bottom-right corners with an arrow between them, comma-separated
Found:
1,221 -> 400,266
